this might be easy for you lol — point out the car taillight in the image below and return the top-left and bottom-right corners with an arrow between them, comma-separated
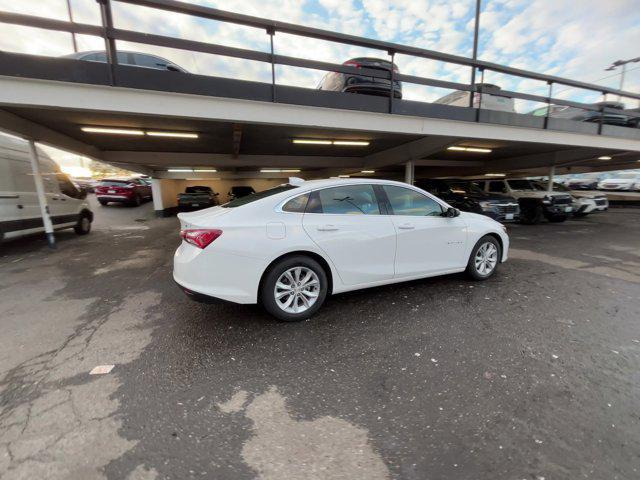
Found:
180,229 -> 222,249
343,60 -> 361,68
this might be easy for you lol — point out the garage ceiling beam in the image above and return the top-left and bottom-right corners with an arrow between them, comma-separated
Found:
102,151 -> 364,168
363,136 -> 458,168
0,109 -> 103,161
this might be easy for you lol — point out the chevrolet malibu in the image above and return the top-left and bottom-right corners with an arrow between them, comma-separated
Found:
174,178 -> 509,321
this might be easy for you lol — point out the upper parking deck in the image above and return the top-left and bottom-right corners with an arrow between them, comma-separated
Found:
1,0 -> 640,181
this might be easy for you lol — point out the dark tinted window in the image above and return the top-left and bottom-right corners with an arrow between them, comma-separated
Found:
230,186 -> 255,196
488,181 -> 507,193
222,185 -> 296,208
383,185 -> 443,216
507,180 -> 536,190
282,193 -> 310,213
185,186 -> 212,193
132,53 -> 168,69
308,185 -> 380,215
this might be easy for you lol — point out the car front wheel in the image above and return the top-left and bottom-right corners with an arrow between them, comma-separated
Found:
260,255 -> 328,322
466,236 -> 501,280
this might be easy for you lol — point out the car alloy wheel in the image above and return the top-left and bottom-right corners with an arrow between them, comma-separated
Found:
274,266 -> 320,314
474,241 -> 498,276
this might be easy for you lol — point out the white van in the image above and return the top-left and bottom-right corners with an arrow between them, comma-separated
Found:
0,135 -> 93,242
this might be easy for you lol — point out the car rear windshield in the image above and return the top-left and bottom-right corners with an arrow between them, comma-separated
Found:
185,186 -> 212,193
507,180 -> 536,190
99,180 -> 131,187
231,186 -> 254,194
221,184 -> 297,208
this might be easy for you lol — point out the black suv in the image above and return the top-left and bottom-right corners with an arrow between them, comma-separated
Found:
415,179 -> 520,222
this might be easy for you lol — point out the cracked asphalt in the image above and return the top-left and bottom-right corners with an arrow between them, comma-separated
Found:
1,197 -> 639,480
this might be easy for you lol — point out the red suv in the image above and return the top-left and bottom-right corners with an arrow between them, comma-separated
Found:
95,178 -> 152,207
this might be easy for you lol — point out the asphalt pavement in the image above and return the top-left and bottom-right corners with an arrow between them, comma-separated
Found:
1,197 -> 639,480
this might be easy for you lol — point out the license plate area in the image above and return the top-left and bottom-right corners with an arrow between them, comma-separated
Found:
505,213 -> 514,220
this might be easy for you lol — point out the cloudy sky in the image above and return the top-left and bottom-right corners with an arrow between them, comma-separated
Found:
0,0 -> 639,165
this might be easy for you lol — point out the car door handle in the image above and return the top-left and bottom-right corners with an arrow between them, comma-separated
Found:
317,224 -> 339,231
398,223 -> 415,230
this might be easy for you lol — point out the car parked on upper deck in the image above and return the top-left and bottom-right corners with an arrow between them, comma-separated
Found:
63,50 -> 188,73
415,179 -> 520,222
529,101 -> 629,126
566,173 -> 603,190
317,58 -> 402,98
433,84 -> 515,112
95,177 -> 152,206
174,178 -> 509,321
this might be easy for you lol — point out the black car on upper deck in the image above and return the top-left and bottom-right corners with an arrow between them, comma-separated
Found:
415,179 -> 520,222
317,57 -> 402,98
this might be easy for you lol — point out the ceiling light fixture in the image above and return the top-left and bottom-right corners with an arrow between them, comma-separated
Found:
333,140 -> 370,146
193,168 -> 217,172
485,173 -> 506,177
447,146 -> 492,153
292,139 -> 332,145
597,156 -> 612,160
81,126 -> 144,135
167,168 -> 193,173
360,170 -> 375,174
260,168 -> 302,173
338,174 -> 350,178
146,131 -> 199,138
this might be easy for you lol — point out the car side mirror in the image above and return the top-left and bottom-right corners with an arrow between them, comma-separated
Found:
442,207 -> 460,218
78,187 -> 88,199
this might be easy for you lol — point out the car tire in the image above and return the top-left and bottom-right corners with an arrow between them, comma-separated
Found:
260,255 -> 328,322
130,194 -> 141,207
520,204 -> 543,225
466,235 -> 501,281
548,215 -> 567,222
74,213 -> 92,235
98,199 -> 108,206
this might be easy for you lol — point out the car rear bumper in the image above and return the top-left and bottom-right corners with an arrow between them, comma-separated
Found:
343,79 -> 402,98
173,241 -> 264,304
96,194 -> 132,201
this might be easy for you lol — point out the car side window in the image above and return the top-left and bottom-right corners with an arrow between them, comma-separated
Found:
308,185 -> 380,215
382,185 -> 443,217
282,193 -> 310,213
488,181 -> 507,193
56,173 -> 81,198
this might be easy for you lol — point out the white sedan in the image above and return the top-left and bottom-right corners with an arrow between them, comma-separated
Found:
174,178 -> 509,321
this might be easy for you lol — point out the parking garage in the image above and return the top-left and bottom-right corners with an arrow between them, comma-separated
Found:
2,1 -> 640,479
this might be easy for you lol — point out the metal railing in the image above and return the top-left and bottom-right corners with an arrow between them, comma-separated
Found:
1,0 -> 639,134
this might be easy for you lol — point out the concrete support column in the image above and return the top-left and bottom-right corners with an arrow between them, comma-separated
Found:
150,178 -> 166,216
404,160 -> 415,185
547,165 -> 555,192
27,140 -> 55,249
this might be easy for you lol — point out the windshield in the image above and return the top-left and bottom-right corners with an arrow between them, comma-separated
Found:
222,184 -> 297,208
185,186 -> 212,193
507,179 -> 536,191
446,181 -> 484,194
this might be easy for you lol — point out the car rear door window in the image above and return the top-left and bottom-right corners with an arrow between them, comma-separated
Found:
382,185 -> 443,216
282,193 -> 310,213
308,185 -> 380,215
